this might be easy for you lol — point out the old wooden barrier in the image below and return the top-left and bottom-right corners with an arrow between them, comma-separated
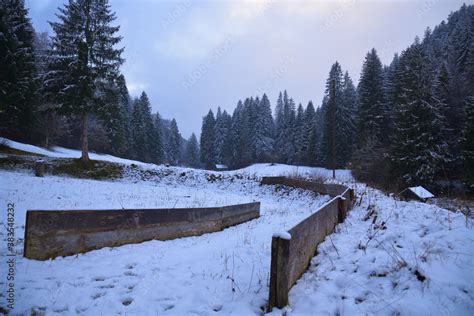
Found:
24,202 -> 260,260
262,177 -> 354,310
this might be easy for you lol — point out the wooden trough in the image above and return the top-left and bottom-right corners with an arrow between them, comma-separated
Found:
24,202 -> 260,260
261,177 -> 354,310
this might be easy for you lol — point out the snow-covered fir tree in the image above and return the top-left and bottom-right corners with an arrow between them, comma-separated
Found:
321,62 -> 355,168
390,38 -> 448,186
253,93 -> 274,161
214,107 -> 231,164
45,0 -> 124,162
185,133 -> 200,168
0,0 -> 37,141
200,110 -> 216,169
461,96 -> 474,189
356,48 -> 385,144
167,118 -> 182,165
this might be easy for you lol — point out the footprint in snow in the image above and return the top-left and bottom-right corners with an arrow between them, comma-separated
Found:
162,303 -> 175,311
122,297 -> 133,306
125,263 -> 137,269
212,304 -> 223,312
91,292 -> 106,300
124,270 -> 139,277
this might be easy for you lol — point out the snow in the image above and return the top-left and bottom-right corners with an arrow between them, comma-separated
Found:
228,163 -> 353,183
272,232 -> 292,240
0,141 -> 472,315
0,168 -> 330,315
408,186 -> 435,199
0,137 -> 154,167
288,183 -> 473,315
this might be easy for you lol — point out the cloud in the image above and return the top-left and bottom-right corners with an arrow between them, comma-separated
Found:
155,0 -> 272,62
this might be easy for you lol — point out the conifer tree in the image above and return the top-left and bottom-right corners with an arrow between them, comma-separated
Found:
0,0 -> 37,141
253,93 -> 274,161
214,107 -> 231,164
153,112 -> 164,163
294,103 -> 305,164
130,97 -> 145,160
391,39 -> 448,186
303,101 -> 317,165
321,62 -> 354,168
45,0 -> 124,162
167,118 -> 182,165
461,96 -> 474,191
185,133 -> 200,168
200,110 -> 216,169
357,48 -> 385,144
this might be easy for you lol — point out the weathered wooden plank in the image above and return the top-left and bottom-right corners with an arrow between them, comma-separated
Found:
268,236 -> 290,309
24,202 -> 260,260
287,198 -> 339,288
264,177 -> 355,310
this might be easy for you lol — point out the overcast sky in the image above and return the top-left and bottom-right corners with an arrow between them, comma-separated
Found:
26,0 -> 467,138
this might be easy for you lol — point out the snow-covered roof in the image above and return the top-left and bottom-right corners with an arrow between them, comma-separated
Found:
215,164 -> 228,169
408,186 -> 434,199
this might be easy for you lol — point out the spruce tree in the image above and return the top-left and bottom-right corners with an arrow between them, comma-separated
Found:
461,96 -> 474,191
200,110 -> 216,169
153,112 -> 165,163
341,71 -> 357,161
294,103 -> 305,164
167,118 -> 181,165
130,98 -> 145,160
226,101 -> 249,168
45,0 -> 124,162
214,107 -> 231,164
273,92 -> 285,161
0,0 -> 37,141
321,62 -> 354,168
357,48 -> 385,144
390,39 -> 448,186
185,133 -> 200,168
303,101 -> 317,165
252,93 -> 274,161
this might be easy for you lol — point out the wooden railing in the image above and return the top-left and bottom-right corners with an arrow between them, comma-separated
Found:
261,177 -> 354,310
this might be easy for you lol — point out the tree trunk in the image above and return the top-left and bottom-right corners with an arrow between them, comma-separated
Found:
81,113 -> 90,162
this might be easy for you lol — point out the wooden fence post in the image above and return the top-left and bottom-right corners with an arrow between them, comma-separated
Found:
337,197 -> 346,223
35,160 -> 45,177
268,235 -> 290,310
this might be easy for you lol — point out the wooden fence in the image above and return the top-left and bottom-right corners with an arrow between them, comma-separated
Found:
261,177 -> 354,310
24,202 -> 260,260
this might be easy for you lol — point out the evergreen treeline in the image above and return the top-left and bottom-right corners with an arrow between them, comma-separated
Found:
0,0 -> 191,166
200,4 -> 474,193
1,1 -> 473,193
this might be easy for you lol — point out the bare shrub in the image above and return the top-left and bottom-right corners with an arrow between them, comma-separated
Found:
306,169 -> 329,183
287,167 -> 328,183
351,139 -> 397,192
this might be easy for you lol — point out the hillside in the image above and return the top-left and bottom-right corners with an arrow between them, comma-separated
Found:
0,140 -> 472,315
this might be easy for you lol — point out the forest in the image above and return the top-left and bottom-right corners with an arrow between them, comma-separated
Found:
1,0 -> 473,193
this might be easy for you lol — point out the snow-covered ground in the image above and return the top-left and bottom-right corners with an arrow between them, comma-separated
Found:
0,140 -> 473,315
287,183 -> 473,315
0,169 -> 330,315
0,137 -> 153,167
